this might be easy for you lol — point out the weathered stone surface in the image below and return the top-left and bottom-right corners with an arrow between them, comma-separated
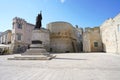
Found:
100,13 -> 120,54
31,29 -> 50,52
47,22 -> 79,53
22,48 -> 48,55
23,29 -> 50,55
83,27 -> 103,52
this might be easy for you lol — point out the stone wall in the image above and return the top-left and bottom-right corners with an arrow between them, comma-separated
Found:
100,14 -> 120,54
47,21 -> 78,53
75,27 -> 83,52
83,27 -> 103,52
83,30 -> 90,52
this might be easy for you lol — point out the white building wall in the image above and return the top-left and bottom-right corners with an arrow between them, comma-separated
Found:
100,13 -> 120,54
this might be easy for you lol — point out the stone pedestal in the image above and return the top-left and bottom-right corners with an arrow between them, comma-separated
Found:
23,30 -> 48,55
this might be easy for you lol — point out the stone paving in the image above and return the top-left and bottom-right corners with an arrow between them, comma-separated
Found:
0,53 -> 120,80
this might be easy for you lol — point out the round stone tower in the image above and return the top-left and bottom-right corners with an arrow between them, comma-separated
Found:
47,21 -> 78,53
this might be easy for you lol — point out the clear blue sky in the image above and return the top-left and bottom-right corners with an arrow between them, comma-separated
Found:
0,0 -> 120,32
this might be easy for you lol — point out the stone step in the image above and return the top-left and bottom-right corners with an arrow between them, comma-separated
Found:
23,48 -> 48,55
30,44 -> 44,48
8,55 -> 56,60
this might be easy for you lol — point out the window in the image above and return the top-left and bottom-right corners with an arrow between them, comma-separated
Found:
18,23 -> 22,29
13,23 -> 15,29
17,34 -> 22,41
94,42 -> 98,47
79,35 -> 82,38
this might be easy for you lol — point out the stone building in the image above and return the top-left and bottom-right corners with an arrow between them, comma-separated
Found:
83,27 -> 103,52
6,13 -> 120,54
47,21 -> 80,53
2,16 -> 114,54
10,17 -> 35,53
100,13 -> 120,54
0,30 -> 12,44
0,30 -> 12,54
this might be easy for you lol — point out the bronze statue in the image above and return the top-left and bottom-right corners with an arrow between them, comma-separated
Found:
35,11 -> 42,29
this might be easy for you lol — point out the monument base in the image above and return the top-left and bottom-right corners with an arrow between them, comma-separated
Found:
23,43 -> 48,55
23,48 -> 48,55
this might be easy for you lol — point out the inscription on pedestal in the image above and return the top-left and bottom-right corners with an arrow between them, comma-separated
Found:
32,40 -> 42,44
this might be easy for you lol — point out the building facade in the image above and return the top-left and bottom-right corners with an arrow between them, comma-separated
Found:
10,17 -> 35,53
0,30 -> 12,54
10,19 -> 102,53
8,13 -> 120,54
83,27 -> 103,52
100,14 -> 120,54
47,21 -> 81,53
0,30 -> 12,44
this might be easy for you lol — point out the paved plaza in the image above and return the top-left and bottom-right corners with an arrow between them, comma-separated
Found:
0,53 -> 120,80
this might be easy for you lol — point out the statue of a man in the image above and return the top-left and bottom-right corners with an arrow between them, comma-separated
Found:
35,11 -> 42,29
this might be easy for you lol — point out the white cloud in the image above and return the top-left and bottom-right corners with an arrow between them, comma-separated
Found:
60,0 -> 65,3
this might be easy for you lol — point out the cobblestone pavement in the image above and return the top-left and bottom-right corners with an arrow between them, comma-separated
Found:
0,53 -> 120,80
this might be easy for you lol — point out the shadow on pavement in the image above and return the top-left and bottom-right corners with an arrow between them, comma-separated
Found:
54,57 -> 87,61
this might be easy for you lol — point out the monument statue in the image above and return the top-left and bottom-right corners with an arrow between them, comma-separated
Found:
35,11 -> 42,29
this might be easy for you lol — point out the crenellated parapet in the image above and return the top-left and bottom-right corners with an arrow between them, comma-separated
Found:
84,27 -> 100,33
13,17 -> 26,24
12,17 -> 26,29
